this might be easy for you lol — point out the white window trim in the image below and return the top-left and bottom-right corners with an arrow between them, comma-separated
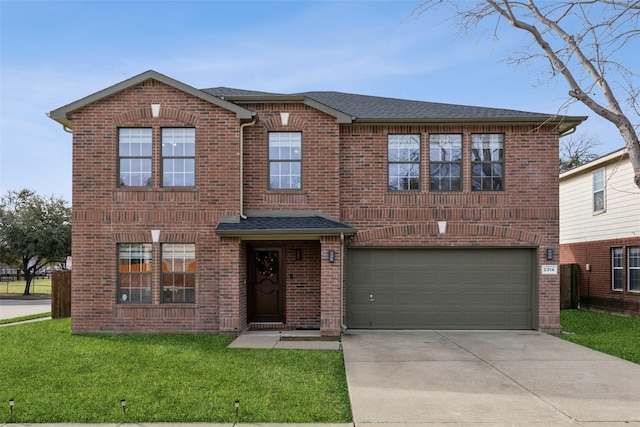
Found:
592,168 -> 606,215
612,247 -> 623,291
628,247 -> 640,293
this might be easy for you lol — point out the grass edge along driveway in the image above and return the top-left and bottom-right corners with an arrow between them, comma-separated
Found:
560,309 -> 640,365
0,319 -> 352,423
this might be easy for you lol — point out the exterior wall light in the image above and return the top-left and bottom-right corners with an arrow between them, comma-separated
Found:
295,249 -> 302,260
328,250 -> 335,263
546,248 -> 554,260
151,103 -> 161,118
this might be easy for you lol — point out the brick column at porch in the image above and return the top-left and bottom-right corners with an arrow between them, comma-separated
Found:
218,237 -> 244,335
320,236 -> 342,336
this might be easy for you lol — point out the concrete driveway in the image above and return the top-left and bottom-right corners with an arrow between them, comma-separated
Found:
342,330 -> 640,426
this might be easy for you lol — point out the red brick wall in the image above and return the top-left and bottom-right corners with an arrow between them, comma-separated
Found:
241,103 -> 341,217
561,238 -> 640,316
70,79 -> 241,333
339,124 -> 561,331
69,77 -> 563,334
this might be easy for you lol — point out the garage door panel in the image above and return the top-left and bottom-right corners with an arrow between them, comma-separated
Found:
347,248 -> 536,329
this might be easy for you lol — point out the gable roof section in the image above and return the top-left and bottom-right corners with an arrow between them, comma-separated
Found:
48,70 -> 254,129
204,87 -> 586,134
560,147 -> 627,181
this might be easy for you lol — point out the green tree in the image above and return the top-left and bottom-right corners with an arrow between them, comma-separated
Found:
0,189 -> 71,295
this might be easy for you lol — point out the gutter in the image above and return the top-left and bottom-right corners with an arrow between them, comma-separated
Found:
239,118 -> 257,220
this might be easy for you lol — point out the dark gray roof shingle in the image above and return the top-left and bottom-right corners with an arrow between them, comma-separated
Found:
215,215 -> 356,237
201,86 -> 574,123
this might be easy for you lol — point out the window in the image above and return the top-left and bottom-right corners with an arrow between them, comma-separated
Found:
471,134 -> 504,191
429,134 -> 462,191
118,244 -> 152,303
162,244 -> 196,303
629,247 -> 640,292
162,128 -> 195,187
593,169 -> 605,213
119,128 -> 152,187
388,134 -> 420,191
612,247 -> 623,291
269,132 -> 302,189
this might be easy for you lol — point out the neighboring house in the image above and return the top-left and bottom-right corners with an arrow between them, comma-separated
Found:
48,70 -> 585,335
560,149 -> 640,316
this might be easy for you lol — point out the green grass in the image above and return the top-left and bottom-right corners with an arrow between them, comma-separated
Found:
0,312 -> 51,325
560,309 -> 640,364
0,277 -> 52,295
0,319 -> 352,423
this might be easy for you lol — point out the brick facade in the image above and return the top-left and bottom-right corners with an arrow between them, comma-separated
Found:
54,72 -> 572,335
561,238 -> 640,317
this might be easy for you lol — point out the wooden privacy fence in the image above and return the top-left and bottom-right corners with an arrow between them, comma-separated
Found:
560,263 -> 580,310
51,270 -> 71,318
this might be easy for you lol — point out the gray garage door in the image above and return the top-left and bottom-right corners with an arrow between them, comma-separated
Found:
346,248 -> 536,329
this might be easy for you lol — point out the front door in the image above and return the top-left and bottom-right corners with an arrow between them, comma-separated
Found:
248,247 -> 285,323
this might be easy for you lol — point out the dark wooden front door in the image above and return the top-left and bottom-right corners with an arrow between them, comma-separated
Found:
248,247 -> 285,323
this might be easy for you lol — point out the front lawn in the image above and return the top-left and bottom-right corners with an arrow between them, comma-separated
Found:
0,319 -> 351,423
560,309 -> 640,364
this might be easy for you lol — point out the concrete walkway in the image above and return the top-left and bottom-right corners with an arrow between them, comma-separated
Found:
341,329 -> 640,426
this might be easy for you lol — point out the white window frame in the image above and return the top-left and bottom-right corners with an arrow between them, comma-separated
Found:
612,247 -> 623,291
592,168 -> 606,214
162,128 -> 196,187
629,246 -> 640,293
268,132 -> 302,190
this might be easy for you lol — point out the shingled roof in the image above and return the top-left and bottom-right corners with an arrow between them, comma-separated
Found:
202,86 -> 586,133
215,214 -> 356,237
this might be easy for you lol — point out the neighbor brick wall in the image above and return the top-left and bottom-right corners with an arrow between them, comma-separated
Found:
561,238 -> 640,317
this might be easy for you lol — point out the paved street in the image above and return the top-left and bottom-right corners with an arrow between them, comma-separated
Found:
0,298 -> 51,320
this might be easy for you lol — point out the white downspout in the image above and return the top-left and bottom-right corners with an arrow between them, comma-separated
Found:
239,118 -> 256,220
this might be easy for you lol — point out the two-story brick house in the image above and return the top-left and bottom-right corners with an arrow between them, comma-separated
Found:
48,70 -> 585,335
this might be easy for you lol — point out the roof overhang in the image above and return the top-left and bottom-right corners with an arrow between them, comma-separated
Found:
350,116 -> 588,135
47,70 -> 254,129
560,147 -> 628,181
215,210 -> 356,240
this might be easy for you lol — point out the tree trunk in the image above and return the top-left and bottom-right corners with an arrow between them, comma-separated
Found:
23,273 -> 32,295
618,120 -> 640,189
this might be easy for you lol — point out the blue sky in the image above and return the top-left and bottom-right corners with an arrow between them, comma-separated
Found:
0,0 -> 628,203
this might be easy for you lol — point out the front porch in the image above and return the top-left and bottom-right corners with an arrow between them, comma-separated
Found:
215,211 -> 356,337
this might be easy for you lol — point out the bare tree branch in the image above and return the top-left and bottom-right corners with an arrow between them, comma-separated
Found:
414,0 -> 640,188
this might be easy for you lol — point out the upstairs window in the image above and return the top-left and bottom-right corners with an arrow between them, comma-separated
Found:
162,244 -> 196,303
269,132 -> 302,189
429,134 -> 462,191
593,169 -> 605,213
119,128 -> 152,187
388,134 -> 420,191
118,243 -> 152,303
612,247 -> 623,291
162,128 -> 195,187
471,134 -> 504,191
629,247 -> 640,292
